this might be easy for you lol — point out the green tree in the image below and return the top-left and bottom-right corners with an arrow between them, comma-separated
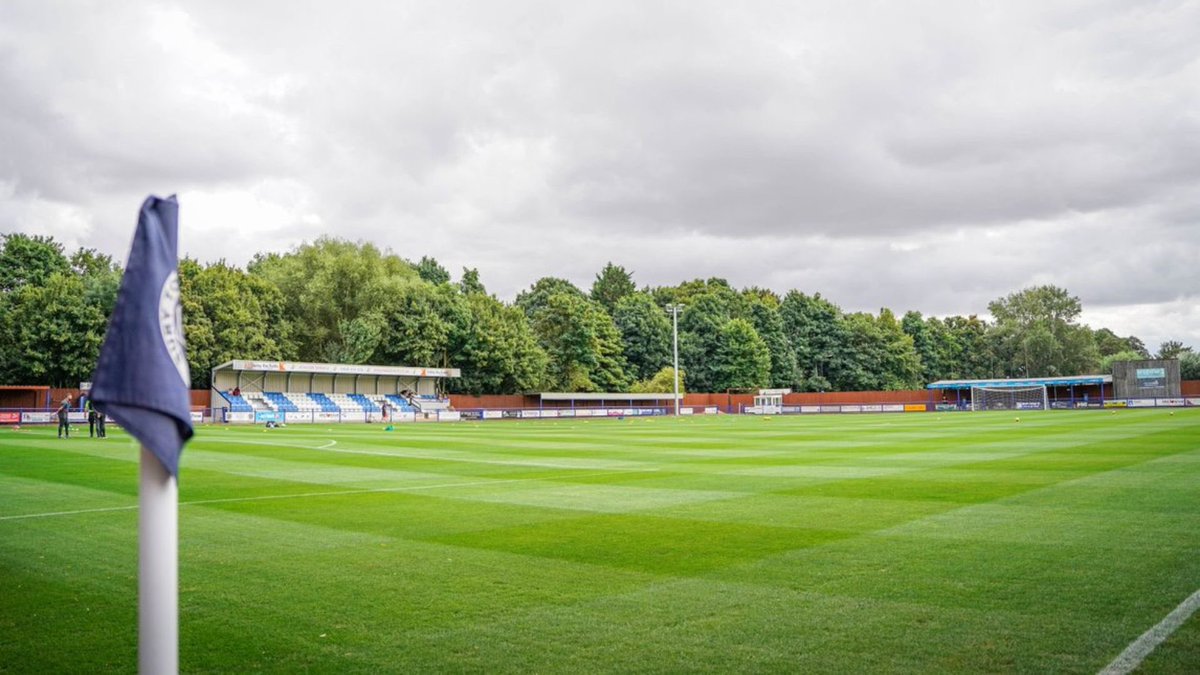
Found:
0,233 -> 70,293
459,267 -> 487,296
1156,340 -> 1192,360
779,291 -> 851,391
1,272 -> 107,386
987,285 -> 1099,377
530,293 -> 628,392
747,300 -> 797,388
678,293 -> 731,392
1179,352 -> 1200,380
179,259 -> 292,387
590,262 -> 636,314
838,310 -> 920,391
248,238 -> 419,362
1098,349 -> 1147,374
630,366 -> 686,394
613,293 -> 672,381
415,255 -> 451,285
943,315 -> 995,379
516,277 -> 587,319
373,282 -> 468,367
448,293 -> 547,395
713,318 -> 770,391
1093,328 -> 1150,358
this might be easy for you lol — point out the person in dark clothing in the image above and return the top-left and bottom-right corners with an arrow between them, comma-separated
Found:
57,396 -> 71,439
87,400 -> 97,437
96,410 -> 107,438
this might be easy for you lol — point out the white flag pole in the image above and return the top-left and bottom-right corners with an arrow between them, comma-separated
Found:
139,446 -> 178,675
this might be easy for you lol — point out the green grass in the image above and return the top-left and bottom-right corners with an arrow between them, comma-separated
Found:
2,409 -> 1199,673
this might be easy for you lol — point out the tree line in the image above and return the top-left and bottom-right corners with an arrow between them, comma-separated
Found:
2,233 -> 1197,391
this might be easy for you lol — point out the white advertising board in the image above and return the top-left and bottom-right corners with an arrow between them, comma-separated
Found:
1158,398 -> 1185,407
437,411 -> 461,422
521,410 -> 542,418
861,404 -> 883,413
314,412 -> 341,422
541,409 -> 559,418
800,406 -> 821,414
557,409 -> 576,418
395,412 -> 416,423
68,412 -> 87,423
190,411 -> 205,423
230,360 -> 460,378
1187,398 -> 1200,406
483,410 -> 503,419
705,406 -> 719,414
882,404 -> 905,413
680,407 -> 694,415
285,412 -> 314,423
225,411 -> 253,423
841,405 -> 863,413
1127,399 -> 1157,408
22,412 -> 53,423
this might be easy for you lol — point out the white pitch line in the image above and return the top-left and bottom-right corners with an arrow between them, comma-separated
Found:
0,504 -> 138,521
1098,589 -> 1200,675
0,469 -> 648,522
318,440 -> 337,449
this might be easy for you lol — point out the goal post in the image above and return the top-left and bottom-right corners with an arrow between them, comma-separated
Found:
970,385 -> 1049,412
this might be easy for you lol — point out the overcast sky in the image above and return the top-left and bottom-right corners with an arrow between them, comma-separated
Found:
2,1 -> 1198,350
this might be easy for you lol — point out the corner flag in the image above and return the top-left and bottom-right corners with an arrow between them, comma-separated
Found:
91,195 -> 194,475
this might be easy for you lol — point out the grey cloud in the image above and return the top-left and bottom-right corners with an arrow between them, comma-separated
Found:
2,0 -> 1198,349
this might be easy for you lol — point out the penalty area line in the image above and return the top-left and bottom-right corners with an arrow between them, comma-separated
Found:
1098,588 -> 1200,675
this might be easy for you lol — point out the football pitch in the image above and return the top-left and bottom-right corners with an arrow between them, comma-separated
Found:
2,410 -> 1199,673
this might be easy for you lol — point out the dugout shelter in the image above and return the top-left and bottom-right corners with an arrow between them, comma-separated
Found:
927,375 -> 1113,410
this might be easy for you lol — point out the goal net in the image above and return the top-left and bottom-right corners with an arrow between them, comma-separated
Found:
970,386 -> 1049,412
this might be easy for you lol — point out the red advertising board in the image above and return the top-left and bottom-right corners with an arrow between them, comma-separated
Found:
0,412 -> 20,423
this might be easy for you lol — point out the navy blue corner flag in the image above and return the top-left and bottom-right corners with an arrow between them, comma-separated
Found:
91,196 -> 194,476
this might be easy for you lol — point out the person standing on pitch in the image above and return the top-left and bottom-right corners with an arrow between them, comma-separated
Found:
87,399 -> 98,437
57,395 -> 71,439
97,409 -> 108,438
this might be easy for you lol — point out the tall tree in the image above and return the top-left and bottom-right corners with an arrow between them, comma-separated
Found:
1156,340 -> 1192,360
630,366 -> 686,394
448,293 -> 547,395
590,262 -> 636,314
747,300 -> 797,388
713,318 -> 771,391
987,285 -> 1099,377
0,272 -> 108,386
515,277 -> 586,319
612,293 -> 672,381
1179,352 -> 1200,380
942,315 -> 995,379
1093,328 -> 1150,358
459,267 -> 487,296
372,281 -> 465,367
530,292 -> 628,392
415,255 -> 451,285
0,233 -> 70,293
779,291 -> 850,391
248,238 -> 420,362
179,259 -> 292,387
678,292 -> 731,393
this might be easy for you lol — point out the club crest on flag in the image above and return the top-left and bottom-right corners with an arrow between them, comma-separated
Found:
158,270 -> 190,386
